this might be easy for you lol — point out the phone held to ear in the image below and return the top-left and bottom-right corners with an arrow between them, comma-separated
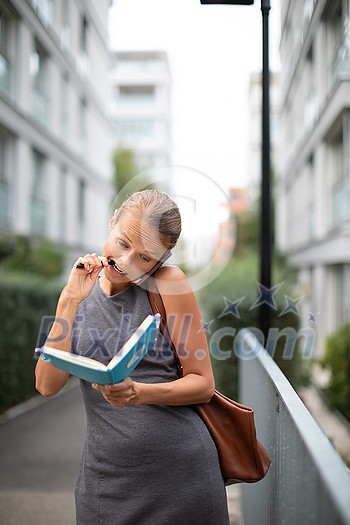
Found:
74,250 -> 172,285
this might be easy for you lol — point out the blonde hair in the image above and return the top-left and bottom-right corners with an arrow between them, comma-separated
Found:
110,189 -> 181,250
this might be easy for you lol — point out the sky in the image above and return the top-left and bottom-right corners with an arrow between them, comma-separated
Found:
108,0 -> 281,282
108,0 -> 281,195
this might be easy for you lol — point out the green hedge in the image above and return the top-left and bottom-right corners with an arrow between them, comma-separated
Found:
0,273 -> 61,413
321,322 -> 350,421
0,234 -> 65,277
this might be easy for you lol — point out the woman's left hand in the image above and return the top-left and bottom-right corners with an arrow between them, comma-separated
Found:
92,378 -> 139,408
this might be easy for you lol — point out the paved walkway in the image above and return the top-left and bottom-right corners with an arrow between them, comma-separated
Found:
226,485 -> 242,524
0,380 -> 85,525
0,380 -> 241,524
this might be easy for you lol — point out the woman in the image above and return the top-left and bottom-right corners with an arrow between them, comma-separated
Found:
35,189 -> 230,525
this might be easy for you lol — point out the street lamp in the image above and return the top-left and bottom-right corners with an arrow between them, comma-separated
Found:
200,0 -> 254,4
200,0 -> 272,342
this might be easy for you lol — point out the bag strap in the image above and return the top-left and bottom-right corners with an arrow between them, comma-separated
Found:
146,281 -> 183,378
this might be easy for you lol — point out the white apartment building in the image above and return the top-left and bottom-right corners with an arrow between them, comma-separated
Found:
110,50 -> 172,178
276,0 -> 350,354
0,0 -> 114,259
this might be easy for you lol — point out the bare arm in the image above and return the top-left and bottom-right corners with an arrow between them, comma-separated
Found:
35,253 -> 108,397
35,293 -> 79,397
94,266 -> 215,406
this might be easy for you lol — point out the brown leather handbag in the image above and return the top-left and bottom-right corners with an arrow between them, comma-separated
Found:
147,284 -> 272,485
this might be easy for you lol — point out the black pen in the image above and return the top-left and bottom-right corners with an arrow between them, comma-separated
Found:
74,260 -> 117,269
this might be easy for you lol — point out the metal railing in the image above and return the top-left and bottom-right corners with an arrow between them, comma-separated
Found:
239,330 -> 350,525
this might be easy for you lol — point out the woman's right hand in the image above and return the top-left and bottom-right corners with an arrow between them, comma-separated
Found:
62,253 -> 109,304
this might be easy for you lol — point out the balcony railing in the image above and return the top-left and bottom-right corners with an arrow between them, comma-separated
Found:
239,330 -> 350,525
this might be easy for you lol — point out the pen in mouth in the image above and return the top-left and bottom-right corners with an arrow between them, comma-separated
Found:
74,260 -> 117,270
109,260 -> 126,275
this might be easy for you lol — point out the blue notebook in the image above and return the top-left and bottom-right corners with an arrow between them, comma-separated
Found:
35,314 -> 160,385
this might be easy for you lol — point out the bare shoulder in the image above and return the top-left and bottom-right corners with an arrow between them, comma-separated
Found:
155,265 -> 186,281
154,265 -> 192,296
153,265 -> 202,321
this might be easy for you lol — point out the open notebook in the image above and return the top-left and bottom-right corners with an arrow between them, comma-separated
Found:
35,314 -> 160,385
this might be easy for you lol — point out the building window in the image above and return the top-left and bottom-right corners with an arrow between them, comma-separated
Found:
304,90 -> 317,130
306,156 -> 315,239
77,179 -> 85,243
331,118 -> 350,226
0,8 -> 12,96
80,15 -> 88,52
326,0 -> 347,80
0,133 -> 10,224
119,85 -> 156,104
60,0 -> 70,48
337,265 -> 350,324
30,40 -> 49,126
116,120 -> 155,139
59,167 -> 67,242
77,14 -> 90,77
30,0 -> 54,27
115,57 -> 166,74
60,73 -> 69,139
30,150 -> 47,236
307,202 -> 315,240
303,0 -> 316,28
79,97 -> 88,157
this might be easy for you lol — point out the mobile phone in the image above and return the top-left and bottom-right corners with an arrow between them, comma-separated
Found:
129,250 -> 172,285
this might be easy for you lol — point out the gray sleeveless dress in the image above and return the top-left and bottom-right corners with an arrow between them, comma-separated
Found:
72,279 -> 229,525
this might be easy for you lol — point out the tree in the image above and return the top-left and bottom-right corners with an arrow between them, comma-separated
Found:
112,148 -> 138,193
112,147 -> 154,205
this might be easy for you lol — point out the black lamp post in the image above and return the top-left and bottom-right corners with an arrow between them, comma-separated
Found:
200,0 -> 272,342
260,0 -> 271,344
200,0 -> 254,4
